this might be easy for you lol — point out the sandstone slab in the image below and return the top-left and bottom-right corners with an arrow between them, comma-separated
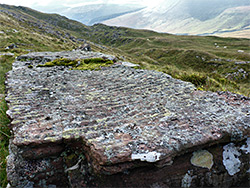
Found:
5,51 -> 250,187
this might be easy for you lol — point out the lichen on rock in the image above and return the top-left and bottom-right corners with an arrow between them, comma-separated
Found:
190,150 -> 213,170
181,171 -> 193,188
240,137 -> 250,154
131,151 -> 161,162
223,143 -> 241,176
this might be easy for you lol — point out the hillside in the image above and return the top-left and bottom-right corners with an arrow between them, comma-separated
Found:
0,4 -> 80,53
102,0 -> 250,38
0,4 -> 120,54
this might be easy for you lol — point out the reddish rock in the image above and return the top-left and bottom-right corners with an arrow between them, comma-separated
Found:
5,51 -> 250,187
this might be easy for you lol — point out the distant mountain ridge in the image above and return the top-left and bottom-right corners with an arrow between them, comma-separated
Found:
184,0 -> 250,21
36,3 -> 145,26
100,0 -> 250,38
28,0 -> 250,38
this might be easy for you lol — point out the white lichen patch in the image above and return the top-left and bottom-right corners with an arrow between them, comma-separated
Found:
131,151 -> 161,162
240,138 -> 250,154
121,62 -> 139,67
190,150 -> 213,169
223,143 -> 241,176
181,171 -> 193,188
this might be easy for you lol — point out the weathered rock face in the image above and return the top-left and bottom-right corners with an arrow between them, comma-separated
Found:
5,51 -> 250,187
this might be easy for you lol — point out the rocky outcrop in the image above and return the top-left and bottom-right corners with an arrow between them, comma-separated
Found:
5,51 -> 250,187
77,43 -> 91,51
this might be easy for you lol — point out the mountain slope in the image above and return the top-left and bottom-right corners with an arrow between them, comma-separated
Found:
59,4 -> 145,26
102,0 -> 250,38
184,0 -> 250,21
0,4 -> 117,54
0,4 -> 82,52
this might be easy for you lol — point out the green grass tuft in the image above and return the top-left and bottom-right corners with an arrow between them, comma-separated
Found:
179,73 -> 207,88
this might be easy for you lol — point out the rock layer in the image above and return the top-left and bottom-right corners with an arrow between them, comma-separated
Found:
5,51 -> 250,187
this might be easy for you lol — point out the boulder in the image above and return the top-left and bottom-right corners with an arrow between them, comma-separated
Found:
77,43 -> 91,51
5,51 -> 250,187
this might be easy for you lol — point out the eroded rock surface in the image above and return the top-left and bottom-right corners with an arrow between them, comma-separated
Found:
5,51 -> 250,187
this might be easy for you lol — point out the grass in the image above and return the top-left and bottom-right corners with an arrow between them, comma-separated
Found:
0,55 -> 12,188
0,97 -> 10,188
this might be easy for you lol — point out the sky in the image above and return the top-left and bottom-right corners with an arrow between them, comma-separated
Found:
0,0 -> 163,8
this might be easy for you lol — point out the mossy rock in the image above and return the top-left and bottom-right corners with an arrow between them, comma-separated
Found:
37,58 -> 78,67
74,58 -> 113,70
84,58 -> 113,64
37,57 -> 113,70
53,58 -> 78,66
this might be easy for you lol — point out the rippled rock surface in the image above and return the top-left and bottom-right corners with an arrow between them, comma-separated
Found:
5,51 -> 250,187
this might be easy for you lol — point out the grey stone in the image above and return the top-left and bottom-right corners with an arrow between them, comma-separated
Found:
5,51 -> 250,187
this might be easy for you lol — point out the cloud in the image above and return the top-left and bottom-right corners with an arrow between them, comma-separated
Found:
0,0 -> 163,8
0,0 -> 52,6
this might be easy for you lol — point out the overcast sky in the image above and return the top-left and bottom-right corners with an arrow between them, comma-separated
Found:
0,0 -> 163,7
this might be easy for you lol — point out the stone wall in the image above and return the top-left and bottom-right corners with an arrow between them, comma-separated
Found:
5,51 -> 250,187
